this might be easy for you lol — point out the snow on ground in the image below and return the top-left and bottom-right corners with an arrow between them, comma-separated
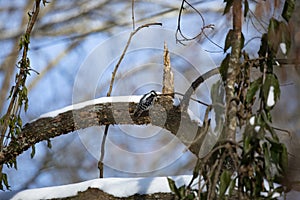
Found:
11,175 -> 196,200
11,174 -> 283,200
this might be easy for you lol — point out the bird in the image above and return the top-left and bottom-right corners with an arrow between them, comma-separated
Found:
134,90 -> 158,117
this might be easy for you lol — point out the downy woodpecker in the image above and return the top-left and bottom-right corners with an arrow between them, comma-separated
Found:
134,90 -> 158,117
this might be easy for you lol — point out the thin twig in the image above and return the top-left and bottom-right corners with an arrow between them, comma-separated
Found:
209,151 -> 227,199
202,30 -> 224,51
98,22 -> 162,178
248,9 -> 268,33
181,67 -> 220,112
175,0 -> 213,44
207,157 -> 220,198
106,22 -> 162,97
98,125 -> 109,178
159,92 -> 210,107
131,0 -> 135,30
272,127 -> 291,136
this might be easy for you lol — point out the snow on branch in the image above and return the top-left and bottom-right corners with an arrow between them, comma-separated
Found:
0,95 -> 207,165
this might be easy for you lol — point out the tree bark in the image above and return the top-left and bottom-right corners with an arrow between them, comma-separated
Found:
224,0 -> 242,141
0,100 -> 208,165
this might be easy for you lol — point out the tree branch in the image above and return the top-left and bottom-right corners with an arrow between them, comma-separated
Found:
224,0 -> 242,141
180,67 -> 219,112
0,99 -> 208,165
99,22 -> 162,177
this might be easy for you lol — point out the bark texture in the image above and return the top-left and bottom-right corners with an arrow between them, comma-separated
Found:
0,100 -> 208,165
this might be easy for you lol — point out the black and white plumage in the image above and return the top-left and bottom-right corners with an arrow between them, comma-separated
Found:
134,90 -> 158,117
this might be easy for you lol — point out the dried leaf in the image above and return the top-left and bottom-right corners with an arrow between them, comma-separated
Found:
268,18 -> 280,54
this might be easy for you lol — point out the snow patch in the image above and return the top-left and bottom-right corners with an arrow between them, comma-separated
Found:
280,43 -> 287,54
11,175 -> 197,200
30,95 -> 142,122
266,86 -> 275,107
172,97 -> 181,106
249,116 -> 255,125
254,126 -> 261,132
187,109 -> 202,125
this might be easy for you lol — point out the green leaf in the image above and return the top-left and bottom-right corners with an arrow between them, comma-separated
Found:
24,100 -> 29,112
243,134 -> 252,154
220,54 -> 230,81
244,0 -> 249,17
223,0 -> 234,15
0,116 -> 4,125
31,145 -> 36,159
263,142 -> 272,179
2,173 -> 10,190
246,77 -> 262,104
178,185 -> 186,198
272,186 -> 285,196
167,178 -> 180,197
243,177 -> 252,192
279,144 -> 288,173
282,0 -> 295,22
22,86 -> 28,97
12,158 -> 17,170
200,192 -> 208,199
254,170 -> 264,196
185,193 -> 196,199
224,29 -> 234,52
258,33 -> 268,57
17,116 -> 22,127
219,170 -> 231,198
228,178 -> 236,197
263,115 -> 279,142
269,139 -> 283,165
241,32 -> 245,50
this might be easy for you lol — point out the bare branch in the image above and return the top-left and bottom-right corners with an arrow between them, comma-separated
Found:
107,22 -> 162,97
162,42 -> 174,96
181,67 -> 220,112
0,99 -> 207,165
175,0 -> 214,44
99,21 -> 162,178
131,0 -> 135,30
